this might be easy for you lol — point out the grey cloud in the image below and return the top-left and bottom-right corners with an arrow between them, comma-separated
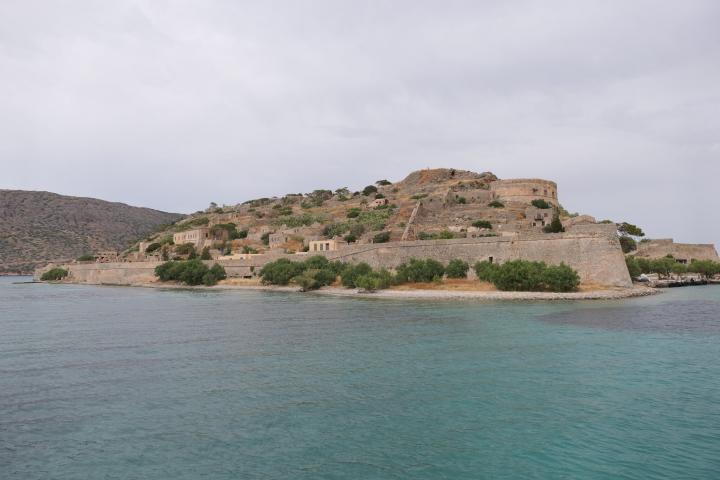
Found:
1,0 -> 718,244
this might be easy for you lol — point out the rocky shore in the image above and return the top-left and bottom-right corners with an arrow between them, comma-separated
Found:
69,280 -> 658,301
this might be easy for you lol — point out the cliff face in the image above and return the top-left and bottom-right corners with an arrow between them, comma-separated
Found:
0,190 -> 182,274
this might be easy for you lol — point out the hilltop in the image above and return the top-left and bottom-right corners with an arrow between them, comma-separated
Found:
0,190 -> 182,274
131,168 -> 565,258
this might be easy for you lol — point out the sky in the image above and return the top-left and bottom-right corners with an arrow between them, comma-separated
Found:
1,0 -> 719,245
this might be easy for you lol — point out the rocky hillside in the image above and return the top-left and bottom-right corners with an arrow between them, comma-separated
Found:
0,190 -> 182,274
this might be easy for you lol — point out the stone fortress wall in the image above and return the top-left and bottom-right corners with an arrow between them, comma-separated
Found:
490,179 -> 558,205
634,239 -> 719,263
42,224 -> 631,288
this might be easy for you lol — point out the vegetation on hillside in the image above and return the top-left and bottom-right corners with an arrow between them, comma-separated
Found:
155,260 -> 226,286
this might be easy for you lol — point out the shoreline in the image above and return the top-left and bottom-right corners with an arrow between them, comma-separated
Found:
42,280 -> 660,301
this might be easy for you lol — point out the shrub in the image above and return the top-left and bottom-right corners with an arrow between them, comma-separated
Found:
145,242 -> 161,253
446,259 -> 469,279
410,194 -> 427,200
154,260 -> 225,286
541,263 -> 580,292
472,220 -> 492,229
341,262 -> 373,288
395,258 -> 445,283
41,268 -> 69,281
346,208 -> 361,218
260,258 -> 305,285
236,229 -> 248,239
543,215 -> 565,233
76,254 -> 95,261
619,236 -> 637,253
344,234 -> 357,243
363,185 -> 378,196
349,223 -> 366,238
176,243 -> 196,256
323,223 -> 349,238
457,196 -> 467,204
355,269 -> 393,291
491,260 -> 547,291
373,231 -> 391,243
474,261 -> 499,282
261,232 -> 270,245
376,179 -> 392,186
200,247 -> 212,260
689,259 -> 720,278
204,264 -> 227,286
488,200 -> 504,208
242,245 -> 258,254
625,256 -> 641,278
375,193 -> 385,199
531,199 -> 551,209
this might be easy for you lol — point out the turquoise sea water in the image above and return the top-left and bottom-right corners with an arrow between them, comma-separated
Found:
2,277 -> 720,479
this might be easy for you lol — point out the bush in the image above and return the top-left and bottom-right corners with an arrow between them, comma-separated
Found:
341,262 -> 373,288
323,223 -> 349,238
260,258 -> 305,285
376,179 -> 392,186
446,259 -> 469,279
344,234 -> 357,243
76,254 -> 95,262
395,258 -> 445,283
145,242 -> 162,253
204,264 -> 227,286
491,260 -> 580,292
474,261 -> 499,282
541,263 -> 580,292
625,256 -> 641,278
531,199 -> 551,209
200,247 -> 212,260
41,268 -> 69,281
154,260 -> 226,286
363,185 -> 378,196
176,243 -> 196,256
488,200 -> 504,208
456,196 -> 467,204
491,260 -> 547,291
543,215 -> 565,233
355,269 -> 393,291
689,259 -> 720,278
261,232 -> 270,245
373,231 -> 391,243
472,220 -> 492,229
346,208 -> 361,218
242,245 -> 258,254
619,236 -> 637,253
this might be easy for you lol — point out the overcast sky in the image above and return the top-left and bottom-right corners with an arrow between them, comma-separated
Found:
1,1 -> 718,245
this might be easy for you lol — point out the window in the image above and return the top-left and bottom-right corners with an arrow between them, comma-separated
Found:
489,256 -> 494,263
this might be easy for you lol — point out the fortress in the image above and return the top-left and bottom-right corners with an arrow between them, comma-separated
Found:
36,169 -> 638,288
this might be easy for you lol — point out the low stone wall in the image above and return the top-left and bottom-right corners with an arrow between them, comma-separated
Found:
635,239 -> 719,262
41,224 -> 632,288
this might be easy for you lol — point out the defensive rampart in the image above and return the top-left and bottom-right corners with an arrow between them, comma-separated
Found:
39,224 -> 632,288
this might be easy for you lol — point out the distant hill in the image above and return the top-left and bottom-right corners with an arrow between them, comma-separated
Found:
0,190 -> 182,274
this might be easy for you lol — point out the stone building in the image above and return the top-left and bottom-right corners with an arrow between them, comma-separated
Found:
308,239 -> 345,252
173,227 -> 210,248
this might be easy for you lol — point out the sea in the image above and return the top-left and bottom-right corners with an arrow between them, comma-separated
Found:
2,276 -> 719,479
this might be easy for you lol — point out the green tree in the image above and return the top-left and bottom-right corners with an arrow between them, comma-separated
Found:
395,258 -> 445,283
200,247 -> 212,260
619,236 -> 637,253
625,256 -> 641,278
541,263 -> 580,292
543,215 -> 565,233
472,220 -> 492,229
474,260 -> 499,282
41,268 -> 69,281
76,254 -> 95,262
341,263 -> 373,288
373,231 -> 391,243
446,259 -> 469,279
362,185 -> 378,196
531,199 -> 551,209
488,200 -> 504,208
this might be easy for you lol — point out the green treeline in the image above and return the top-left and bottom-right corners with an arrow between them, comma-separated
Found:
259,256 -> 580,292
625,256 -> 720,279
155,259 -> 227,286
